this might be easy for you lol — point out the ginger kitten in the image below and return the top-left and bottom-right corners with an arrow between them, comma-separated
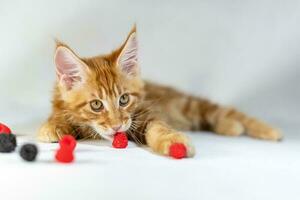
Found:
38,26 -> 282,158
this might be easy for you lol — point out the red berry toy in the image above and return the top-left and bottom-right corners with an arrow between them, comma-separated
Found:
169,143 -> 187,159
59,135 -> 76,151
112,132 -> 128,148
55,148 -> 74,163
55,135 -> 76,163
0,123 -> 11,134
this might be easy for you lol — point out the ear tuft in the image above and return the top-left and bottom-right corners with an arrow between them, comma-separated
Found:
54,46 -> 87,90
117,31 -> 139,77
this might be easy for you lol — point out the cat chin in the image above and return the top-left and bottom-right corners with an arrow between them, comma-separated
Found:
90,123 -> 112,141
97,131 -> 114,141
90,120 -> 132,141
99,133 -> 114,141
99,126 -> 130,141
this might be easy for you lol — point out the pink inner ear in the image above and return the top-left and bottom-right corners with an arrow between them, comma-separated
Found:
118,33 -> 139,76
55,47 -> 83,89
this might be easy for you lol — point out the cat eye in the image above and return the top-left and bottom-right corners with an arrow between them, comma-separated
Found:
90,100 -> 104,112
119,94 -> 130,107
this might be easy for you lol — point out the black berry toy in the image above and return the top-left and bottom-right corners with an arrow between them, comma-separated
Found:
20,144 -> 38,162
0,134 -> 17,152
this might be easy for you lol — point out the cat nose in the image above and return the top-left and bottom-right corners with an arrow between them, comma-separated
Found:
112,125 -> 122,132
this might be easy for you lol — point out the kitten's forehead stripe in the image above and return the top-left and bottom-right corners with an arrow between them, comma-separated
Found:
83,57 -> 118,98
113,84 -> 120,98
100,88 -> 106,99
83,57 -> 126,101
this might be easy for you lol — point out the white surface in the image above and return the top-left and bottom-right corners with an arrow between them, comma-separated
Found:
0,0 -> 299,200
1,130 -> 299,200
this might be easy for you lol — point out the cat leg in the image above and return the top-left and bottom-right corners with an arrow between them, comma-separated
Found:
206,106 -> 282,141
179,96 -> 282,141
144,120 -> 195,157
37,114 -> 72,143
213,117 -> 245,137
223,109 -> 282,141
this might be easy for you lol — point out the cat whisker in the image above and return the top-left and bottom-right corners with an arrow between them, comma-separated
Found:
78,132 -> 96,142
127,129 -> 143,145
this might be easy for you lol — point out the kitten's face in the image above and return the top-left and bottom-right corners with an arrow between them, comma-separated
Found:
54,27 -> 143,140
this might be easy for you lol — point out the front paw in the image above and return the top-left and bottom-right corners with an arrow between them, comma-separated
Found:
155,132 -> 195,158
37,122 -> 60,143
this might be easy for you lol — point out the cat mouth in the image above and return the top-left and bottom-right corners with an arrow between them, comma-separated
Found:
91,124 -> 129,141
91,119 -> 132,141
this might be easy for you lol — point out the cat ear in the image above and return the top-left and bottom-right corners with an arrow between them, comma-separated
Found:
54,46 -> 88,90
117,29 -> 139,77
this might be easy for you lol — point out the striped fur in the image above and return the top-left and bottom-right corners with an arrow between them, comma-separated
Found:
38,27 -> 282,157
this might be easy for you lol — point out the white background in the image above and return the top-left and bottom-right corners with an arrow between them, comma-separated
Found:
0,1 -> 299,200
0,0 -> 299,130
